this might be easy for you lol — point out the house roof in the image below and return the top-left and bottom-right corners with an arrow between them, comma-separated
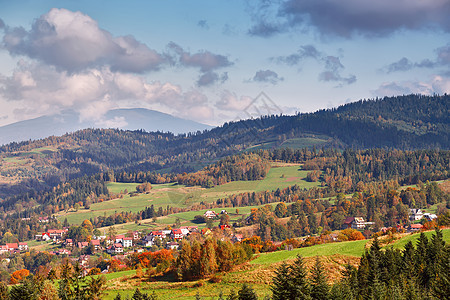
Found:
91,240 -> 100,245
172,229 -> 182,234
343,217 -> 354,224
6,243 -> 18,249
410,224 -> 423,229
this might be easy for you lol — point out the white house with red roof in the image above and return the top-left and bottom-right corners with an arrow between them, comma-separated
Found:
123,237 -> 133,248
171,229 -> 183,240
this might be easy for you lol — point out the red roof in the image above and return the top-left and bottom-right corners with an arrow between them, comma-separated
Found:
114,243 -> 123,248
123,237 -> 133,240
410,224 -> 423,229
172,229 -> 182,234
6,243 -> 18,249
115,235 -> 125,239
91,240 -> 100,245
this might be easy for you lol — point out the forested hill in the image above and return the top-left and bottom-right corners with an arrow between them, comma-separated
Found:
0,94 -> 448,196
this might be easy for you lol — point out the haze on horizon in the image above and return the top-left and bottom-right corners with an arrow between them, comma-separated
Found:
0,0 -> 449,128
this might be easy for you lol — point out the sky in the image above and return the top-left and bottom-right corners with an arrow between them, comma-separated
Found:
0,0 -> 449,127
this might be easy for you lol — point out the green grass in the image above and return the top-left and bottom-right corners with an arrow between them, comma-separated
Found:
388,229 -> 450,250
251,239 -> 369,264
58,164 -> 321,225
279,137 -> 329,149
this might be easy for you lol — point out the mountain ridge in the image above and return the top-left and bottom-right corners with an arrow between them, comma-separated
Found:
0,108 -> 213,146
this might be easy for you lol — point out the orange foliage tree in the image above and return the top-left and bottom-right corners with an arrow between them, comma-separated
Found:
10,269 -> 30,284
339,228 -> 365,241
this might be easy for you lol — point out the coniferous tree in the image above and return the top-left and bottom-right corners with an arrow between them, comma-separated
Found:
271,262 -> 292,300
309,257 -> 329,300
289,255 -> 311,299
237,284 -> 257,300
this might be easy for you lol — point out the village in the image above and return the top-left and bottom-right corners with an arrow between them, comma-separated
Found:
0,207 -> 437,262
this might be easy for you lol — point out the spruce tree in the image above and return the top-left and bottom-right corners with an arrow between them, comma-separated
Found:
271,262 -> 292,300
310,257 -> 329,300
289,255 -> 311,299
238,284 -> 258,300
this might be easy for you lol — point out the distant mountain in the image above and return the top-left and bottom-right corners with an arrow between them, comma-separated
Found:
0,108 -> 213,145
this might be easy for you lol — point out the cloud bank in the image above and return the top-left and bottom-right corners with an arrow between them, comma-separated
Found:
249,0 -> 450,38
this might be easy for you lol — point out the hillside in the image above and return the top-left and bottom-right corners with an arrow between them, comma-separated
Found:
0,94 -> 448,201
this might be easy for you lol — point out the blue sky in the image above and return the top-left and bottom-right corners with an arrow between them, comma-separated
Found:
0,0 -> 449,127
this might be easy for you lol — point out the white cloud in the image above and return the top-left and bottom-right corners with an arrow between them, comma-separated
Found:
0,61 -> 216,123
2,8 -> 166,73
373,75 -> 450,96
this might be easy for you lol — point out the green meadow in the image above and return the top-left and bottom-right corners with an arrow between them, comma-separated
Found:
57,164 -> 321,225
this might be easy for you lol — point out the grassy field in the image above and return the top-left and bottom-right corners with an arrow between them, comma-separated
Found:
251,228 -> 450,265
245,136 -> 330,152
57,164 -> 321,225
389,228 -> 450,250
251,239 -> 369,264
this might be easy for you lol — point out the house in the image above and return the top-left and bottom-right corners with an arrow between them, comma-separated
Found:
18,243 -> 28,251
151,231 -> 166,240
166,242 -> 179,250
115,235 -> 125,244
38,217 -> 49,223
342,217 -> 355,229
180,228 -> 190,236
204,210 -> 218,219
171,229 -> 183,240
65,239 -> 73,247
220,210 -> 228,214
231,234 -> 243,243
35,233 -> 52,241
132,231 -> 141,240
162,230 -> 172,236
409,209 -> 424,221
48,229 -> 67,240
423,213 -> 437,222
219,225 -> 231,230
180,226 -> 198,233
78,255 -> 90,267
90,239 -> 101,250
112,243 -> 123,254
343,217 -> 374,230
6,243 -> 18,251
142,234 -> 155,247
351,217 -> 366,229
123,237 -> 133,248
77,242 -> 89,249
0,246 -> 9,255
409,223 -> 423,232
57,249 -> 71,255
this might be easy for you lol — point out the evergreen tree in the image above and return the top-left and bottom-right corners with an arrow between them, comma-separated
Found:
309,257 -> 329,300
271,262 -> 292,300
289,255 -> 311,299
238,284 -> 257,300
